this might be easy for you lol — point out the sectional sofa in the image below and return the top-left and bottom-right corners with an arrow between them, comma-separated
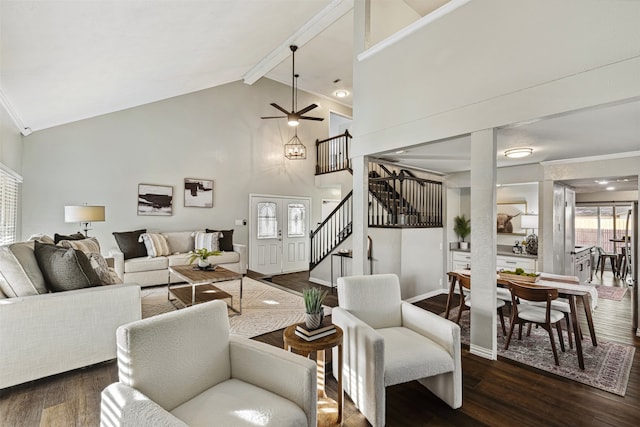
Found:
110,230 -> 247,287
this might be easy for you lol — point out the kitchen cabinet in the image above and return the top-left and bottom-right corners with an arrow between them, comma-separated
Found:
451,251 -> 537,273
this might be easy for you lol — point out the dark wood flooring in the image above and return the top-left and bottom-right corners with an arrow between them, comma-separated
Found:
1,270 -> 638,426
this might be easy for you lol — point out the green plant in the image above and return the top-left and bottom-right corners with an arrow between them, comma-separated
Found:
187,248 -> 221,264
453,215 -> 471,242
302,287 -> 328,314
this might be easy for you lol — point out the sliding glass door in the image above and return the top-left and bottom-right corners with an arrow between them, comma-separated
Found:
576,203 -> 633,268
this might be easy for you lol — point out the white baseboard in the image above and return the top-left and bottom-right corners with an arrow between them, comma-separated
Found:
404,289 -> 447,303
470,344 -> 497,360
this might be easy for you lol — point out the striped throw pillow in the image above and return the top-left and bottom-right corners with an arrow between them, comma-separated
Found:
194,231 -> 221,252
58,237 -> 101,254
139,233 -> 171,257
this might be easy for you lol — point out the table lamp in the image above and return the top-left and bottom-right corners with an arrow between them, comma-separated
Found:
64,205 -> 105,237
520,214 -> 538,255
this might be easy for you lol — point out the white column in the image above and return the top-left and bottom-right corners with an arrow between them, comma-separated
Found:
352,155 -> 368,275
469,128 -> 498,359
538,179 -> 555,272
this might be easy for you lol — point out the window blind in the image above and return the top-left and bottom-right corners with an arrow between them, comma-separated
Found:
0,164 -> 22,245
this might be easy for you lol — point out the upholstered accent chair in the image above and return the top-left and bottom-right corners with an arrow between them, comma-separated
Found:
100,300 -> 317,427
331,274 -> 462,427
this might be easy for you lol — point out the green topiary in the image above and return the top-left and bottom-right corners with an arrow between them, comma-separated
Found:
453,215 -> 471,242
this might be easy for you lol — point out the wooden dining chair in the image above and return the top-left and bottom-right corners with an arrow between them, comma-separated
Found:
455,273 -> 507,336
505,281 -> 566,366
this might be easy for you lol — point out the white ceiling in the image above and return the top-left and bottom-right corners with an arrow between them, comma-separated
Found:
1,1 -> 639,193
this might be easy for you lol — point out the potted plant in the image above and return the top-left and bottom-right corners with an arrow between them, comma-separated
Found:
187,248 -> 221,269
453,214 -> 471,250
302,287 -> 328,330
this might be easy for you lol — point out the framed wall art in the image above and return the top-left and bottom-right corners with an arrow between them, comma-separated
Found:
138,184 -> 173,216
496,202 -> 527,234
184,178 -> 213,208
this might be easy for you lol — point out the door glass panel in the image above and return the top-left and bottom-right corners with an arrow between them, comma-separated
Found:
257,202 -> 277,239
599,206 -> 614,253
287,203 -> 305,237
575,206 -> 598,248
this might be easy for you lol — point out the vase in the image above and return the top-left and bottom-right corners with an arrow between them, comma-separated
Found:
198,259 -> 210,268
459,241 -> 469,250
305,312 -> 323,330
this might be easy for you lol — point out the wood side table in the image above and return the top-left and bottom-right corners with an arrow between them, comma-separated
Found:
283,323 -> 343,425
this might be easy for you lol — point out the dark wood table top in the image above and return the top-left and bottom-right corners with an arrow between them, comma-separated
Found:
169,264 -> 242,284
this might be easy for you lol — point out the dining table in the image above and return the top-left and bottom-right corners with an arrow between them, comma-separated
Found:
445,270 -> 598,370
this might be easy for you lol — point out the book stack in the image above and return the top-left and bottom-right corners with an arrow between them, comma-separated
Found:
295,322 -> 337,341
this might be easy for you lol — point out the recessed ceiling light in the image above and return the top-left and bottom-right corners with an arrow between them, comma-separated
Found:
606,186 -> 615,191
334,90 -> 349,98
504,148 -> 533,158
395,150 -> 406,154
595,180 -> 609,185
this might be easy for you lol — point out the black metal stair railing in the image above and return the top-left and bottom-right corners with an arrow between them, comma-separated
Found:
315,130 -> 351,175
309,191 -> 353,269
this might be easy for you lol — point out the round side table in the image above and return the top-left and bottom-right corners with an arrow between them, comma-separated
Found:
283,323 -> 343,424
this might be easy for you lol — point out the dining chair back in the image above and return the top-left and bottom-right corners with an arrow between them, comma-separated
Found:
455,273 -> 507,336
505,281 -> 566,365
594,246 -> 618,277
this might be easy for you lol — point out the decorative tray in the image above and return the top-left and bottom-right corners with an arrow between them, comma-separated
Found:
498,272 -> 539,283
192,265 -> 217,271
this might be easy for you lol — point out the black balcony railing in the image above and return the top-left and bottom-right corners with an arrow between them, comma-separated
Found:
316,131 -> 351,175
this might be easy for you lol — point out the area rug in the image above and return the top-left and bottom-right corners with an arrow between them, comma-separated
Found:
447,308 -> 635,396
141,277 -> 331,338
595,285 -> 628,301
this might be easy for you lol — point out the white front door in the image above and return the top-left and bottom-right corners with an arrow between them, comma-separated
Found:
249,195 -> 310,275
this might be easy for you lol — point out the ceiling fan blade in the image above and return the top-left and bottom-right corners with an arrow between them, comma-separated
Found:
261,116 -> 287,119
270,103 -> 291,115
300,116 -> 324,121
295,104 -> 318,115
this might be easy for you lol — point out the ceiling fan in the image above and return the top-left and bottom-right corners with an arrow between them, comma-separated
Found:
261,45 -> 324,127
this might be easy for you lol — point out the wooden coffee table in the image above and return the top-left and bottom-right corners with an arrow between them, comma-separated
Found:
168,265 -> 243,314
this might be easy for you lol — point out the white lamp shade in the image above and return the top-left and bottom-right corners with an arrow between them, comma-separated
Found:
520,214 -> 538,230
64,205 -> 105,223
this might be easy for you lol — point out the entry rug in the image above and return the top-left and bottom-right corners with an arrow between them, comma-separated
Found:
595,285 -> 628,301
447,308 -> 634,396
141,277 -> 331,338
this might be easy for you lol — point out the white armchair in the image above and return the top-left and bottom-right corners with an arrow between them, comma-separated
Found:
100,300 -> 317,427
331,274 -> 462,427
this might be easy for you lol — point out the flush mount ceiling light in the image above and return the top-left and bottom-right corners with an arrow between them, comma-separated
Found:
504,147 -> 533,158
334,89 -> 349,98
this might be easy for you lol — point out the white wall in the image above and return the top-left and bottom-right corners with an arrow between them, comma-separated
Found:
400,227 -> 444,298
353,0 -> 640,155
20,78 -> 352,252
0,103 -> 22,174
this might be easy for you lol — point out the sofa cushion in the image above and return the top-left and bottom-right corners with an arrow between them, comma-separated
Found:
205,229 -> 234,252
162,231 -> 195,254
58,237 -> 101,254
194,231 -> 220,252
113,229 -> 148,259
140,233 -> 171,257
124,256 -> 169,274
171,378 -> 307,427
34,241 -> 103,292
167,253 -> 191,266
54,232 -> 86,244
0,241 -> 48,297
88,252 -> 123,284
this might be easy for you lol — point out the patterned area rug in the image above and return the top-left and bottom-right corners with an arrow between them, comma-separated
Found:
141,277 -> 331,338
595,285 -> 628,301
447,307 -> 635,396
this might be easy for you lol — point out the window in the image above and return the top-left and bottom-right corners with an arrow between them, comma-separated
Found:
257,202 -> 277,239
0,164 -> 21,245
287,203 -> 305,237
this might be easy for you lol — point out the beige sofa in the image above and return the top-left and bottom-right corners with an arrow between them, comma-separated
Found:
0,241 -> 141,389
110,231 -> 247,287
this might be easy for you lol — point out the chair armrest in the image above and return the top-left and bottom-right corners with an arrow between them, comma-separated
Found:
109,248 -> 125,280
232,243 -> 247,274
331,307 -> 385,424
401,301 -> 461,358
229,335 -> 317,427
101,382 -> 188,427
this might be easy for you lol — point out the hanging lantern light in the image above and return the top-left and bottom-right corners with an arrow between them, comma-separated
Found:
284,129 -> 306,160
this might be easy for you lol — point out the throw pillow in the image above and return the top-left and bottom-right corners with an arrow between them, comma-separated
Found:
113,229 -> 148,260
54,232 -> 86,244
33,241 -> 103,292
205,229 -> 234,251
57,237 -> 101,254
88,252 -> 123,285
194,231 -> 221,252
139,233 -> 171,257
28,234 -> 55,245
